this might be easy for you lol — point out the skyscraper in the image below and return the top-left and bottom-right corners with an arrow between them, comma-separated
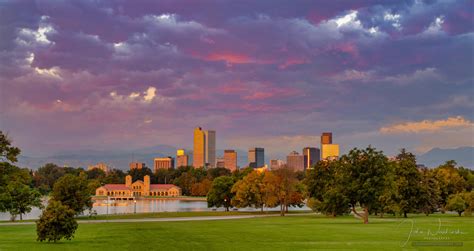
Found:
287,151 -> 304,171
193,127 -> 216,168
321,144 -> 340,160
204,130 -> 216,168
224,149 -> 238,171
176,149 -> 189,167
248,147 -> 264,168
321,132 -> 339,160
321,132 -> 333,144
303,147 -> 320,170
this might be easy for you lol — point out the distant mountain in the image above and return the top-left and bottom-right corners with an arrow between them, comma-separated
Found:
17,146 -> 251,170
417,146 -> 474,169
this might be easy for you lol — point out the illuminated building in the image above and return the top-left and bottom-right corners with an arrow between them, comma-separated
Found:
303,147 -> 320,170
286,151 -> 304,171
224,150 -> 238,171
176,149 -> 189,167
248,147 -> 264,168
193,127 -> 216,168
154,157 -> 174,171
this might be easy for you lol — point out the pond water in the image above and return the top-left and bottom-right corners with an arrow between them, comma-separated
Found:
0,199 -> 310,221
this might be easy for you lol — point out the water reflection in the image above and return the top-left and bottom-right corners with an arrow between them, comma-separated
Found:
0,199 -> 309,221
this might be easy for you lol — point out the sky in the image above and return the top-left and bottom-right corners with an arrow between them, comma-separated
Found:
0,0 -> 473,159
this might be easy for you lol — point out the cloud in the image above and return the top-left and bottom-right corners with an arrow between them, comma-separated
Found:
380,116 -> 474,134
143,87 -> 156,102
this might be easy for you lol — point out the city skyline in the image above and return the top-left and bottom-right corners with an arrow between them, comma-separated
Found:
0,1 -> 473,159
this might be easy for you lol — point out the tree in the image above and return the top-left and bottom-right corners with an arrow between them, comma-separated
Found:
207,176 -> 234,211
393,149 -> 422,218
128,167 -> 153,182
418,167 -> 441,216
0,131 -> 21,163
446,193 -> 468,216
191,178 -> 212,196
207,167 -> 231,180
36,200 -> 78,242
273,167 -> 304,215
51,173 -> 92,215
0,140 -> 42,221
340,146 -> 391,224
34,163 -> 66,194
434,161 -> 466,212
304,160 -> 349,217
4,180 -> 42,221
231,170 -> 266,211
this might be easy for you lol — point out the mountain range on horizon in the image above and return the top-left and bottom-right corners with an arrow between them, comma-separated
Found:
17,146 -> 474,171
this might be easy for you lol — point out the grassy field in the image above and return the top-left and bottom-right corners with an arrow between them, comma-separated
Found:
0,214 -> 472,250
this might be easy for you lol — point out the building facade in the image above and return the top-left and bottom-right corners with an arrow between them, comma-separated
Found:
216,157 -> 225,168
270,159 -> 285,169
176,149 -> 189,167
154,157 -> 174,171
287,151 -> 304,171
303,147 -> 320,170
224,150 -> 238,171
321,144 -> 340,160
95,175 -> 181,198
204,130 -> 216,168
193,127 -> 216,168
193,127 -> 206,168
129,162 -> 146,170
88,163 -> 109,173
321,132 -> 333,144
248,147 -> 264,168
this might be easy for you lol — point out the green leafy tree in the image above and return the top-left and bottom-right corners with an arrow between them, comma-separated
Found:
207,167 -> 231,180
4,180 -> 43,220
446,193 -> 468,216
36,200 -> 78,242
340,146 -> 391,224
0,131 -> 21,163
393,149 -> 422,217
51,173 -> 92,215
102,168 -> 125,184
34,163 -> 66,194
128,166 -> 153,182
0,134 -> 42,221
304,160 -> 349,217
418,167 -> 441,215
434,161 -> 466,212
207,176 -> 234,211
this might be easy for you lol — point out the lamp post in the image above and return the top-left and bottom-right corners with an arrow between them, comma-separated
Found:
106,196 -> 109,217
224,198 -> 228,212
134,199 -> 137,214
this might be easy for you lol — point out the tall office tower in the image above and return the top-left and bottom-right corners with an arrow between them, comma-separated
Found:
129,162 -> 146,170
286,151 -> 305,171
321,144 -> 340,160
176,149 -> 189,167
193,127 -> 206,168
321,132 -> 333,144
224,150 -> 238,171
193,127 -> 216,168
303,147 -> 320,170
154,157 -> 174,172
204,130 -> 216,168
248,147 -> 264,168
270,159 -> 285,169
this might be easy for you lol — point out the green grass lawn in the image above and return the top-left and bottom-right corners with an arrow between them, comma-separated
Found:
0,214 -> 472,250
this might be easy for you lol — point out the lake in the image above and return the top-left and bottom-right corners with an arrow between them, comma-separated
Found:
0,198 -> 310,221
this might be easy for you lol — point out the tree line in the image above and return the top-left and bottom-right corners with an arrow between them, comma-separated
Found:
304,147 -> 473,223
